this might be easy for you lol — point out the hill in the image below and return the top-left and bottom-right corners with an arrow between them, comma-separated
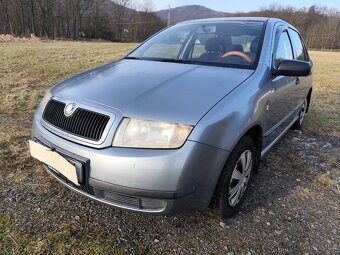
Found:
156,5 -> 229,23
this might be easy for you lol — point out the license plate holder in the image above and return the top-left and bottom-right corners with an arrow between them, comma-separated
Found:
29,140 -> 87,186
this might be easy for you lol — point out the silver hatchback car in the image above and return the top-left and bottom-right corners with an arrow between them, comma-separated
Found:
30,17 -> 312,218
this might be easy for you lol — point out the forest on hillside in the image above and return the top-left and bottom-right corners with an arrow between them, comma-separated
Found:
243,5 -> 339,49
0,0 -> 165,42
0,0 -> 339,49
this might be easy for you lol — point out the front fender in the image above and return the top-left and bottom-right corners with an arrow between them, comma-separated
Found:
188,67 -> 271,152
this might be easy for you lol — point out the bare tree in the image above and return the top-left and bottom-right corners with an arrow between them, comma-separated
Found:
0,0 -> 13,34
4,1 -> 336,50
112,0 -> 130,41
239,4 -> 340,49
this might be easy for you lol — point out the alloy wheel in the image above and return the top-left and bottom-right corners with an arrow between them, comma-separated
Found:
228,150 -> 253,207
299,98 -> 308,125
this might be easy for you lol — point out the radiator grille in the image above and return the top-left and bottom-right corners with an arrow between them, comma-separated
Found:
43,99 -> 110,141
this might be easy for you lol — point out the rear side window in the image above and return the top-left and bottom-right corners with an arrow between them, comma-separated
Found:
274,31 -> 293,68
288,29 -> 307,61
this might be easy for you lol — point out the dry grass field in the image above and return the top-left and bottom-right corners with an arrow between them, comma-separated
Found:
0,42 -> 339,254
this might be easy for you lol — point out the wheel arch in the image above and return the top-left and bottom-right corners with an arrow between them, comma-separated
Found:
209,124 -> 263,207
230,123 -> 263,161
242,124 -> 263,153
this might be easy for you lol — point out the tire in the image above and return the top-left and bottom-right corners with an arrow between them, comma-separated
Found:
292,97 -> 308,130
216,136 -> 257,218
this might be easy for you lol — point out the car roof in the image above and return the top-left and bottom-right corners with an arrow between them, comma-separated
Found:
178,17 -> 287,25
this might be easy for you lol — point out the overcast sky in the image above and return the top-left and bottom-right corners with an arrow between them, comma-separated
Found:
141,0 -> 340,12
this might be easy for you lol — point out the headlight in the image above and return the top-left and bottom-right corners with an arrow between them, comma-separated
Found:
113,118 -> 193,149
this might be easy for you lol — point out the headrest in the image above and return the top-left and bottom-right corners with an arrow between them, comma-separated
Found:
250,37 -> 260,53
205,38 -> 225,52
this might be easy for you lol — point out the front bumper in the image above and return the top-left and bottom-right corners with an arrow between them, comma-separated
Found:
32,113 -> 228,215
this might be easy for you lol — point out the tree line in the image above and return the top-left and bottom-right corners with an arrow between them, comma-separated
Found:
0,0 -> 165,42
0,1 -> 339,49
241,5 -> 340,49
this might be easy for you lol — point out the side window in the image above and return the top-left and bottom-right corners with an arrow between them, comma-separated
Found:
274,31 -> 293,68
288,29 -> 307,61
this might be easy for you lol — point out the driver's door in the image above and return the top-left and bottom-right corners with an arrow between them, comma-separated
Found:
264,27 -> 300,145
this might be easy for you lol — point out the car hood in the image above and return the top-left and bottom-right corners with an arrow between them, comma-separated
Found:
52,59 -> 254,125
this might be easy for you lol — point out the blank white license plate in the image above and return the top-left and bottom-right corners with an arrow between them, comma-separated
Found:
29,140 -> 79,186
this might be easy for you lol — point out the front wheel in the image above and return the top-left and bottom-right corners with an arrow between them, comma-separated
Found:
216,136 -> 257,218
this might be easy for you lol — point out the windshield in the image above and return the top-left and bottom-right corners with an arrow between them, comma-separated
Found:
127,21 -> 265,69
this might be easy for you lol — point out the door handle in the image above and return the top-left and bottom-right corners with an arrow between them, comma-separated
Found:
295,77 -> 300,85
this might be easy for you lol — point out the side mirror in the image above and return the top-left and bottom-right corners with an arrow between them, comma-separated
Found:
273,60 -> 311,77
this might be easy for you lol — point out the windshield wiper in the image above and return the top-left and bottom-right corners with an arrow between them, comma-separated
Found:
124,56 -> 143,60
156,58 -> 195,64
125,57 -> 195,65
